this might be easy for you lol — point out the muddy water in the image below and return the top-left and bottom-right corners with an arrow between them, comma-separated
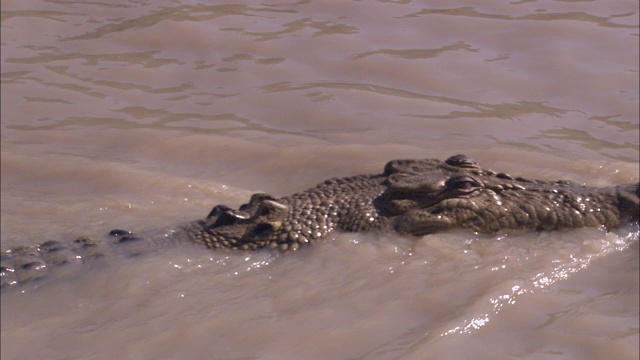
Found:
1,1 -> 638,359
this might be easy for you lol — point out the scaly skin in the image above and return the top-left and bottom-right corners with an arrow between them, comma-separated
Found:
2,155 -> 638,287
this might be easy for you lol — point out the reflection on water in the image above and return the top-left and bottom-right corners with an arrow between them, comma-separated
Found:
1,0 -> 638,359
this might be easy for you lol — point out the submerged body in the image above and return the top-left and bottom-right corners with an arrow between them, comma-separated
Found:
1,155 -> 638,287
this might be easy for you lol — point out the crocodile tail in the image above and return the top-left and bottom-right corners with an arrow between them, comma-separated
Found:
0,231 -> 158,289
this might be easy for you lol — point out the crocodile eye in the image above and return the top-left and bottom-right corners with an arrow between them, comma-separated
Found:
446,175 -> 481,195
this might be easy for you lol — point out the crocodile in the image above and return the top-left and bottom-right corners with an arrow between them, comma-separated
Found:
1,154 -> 638,288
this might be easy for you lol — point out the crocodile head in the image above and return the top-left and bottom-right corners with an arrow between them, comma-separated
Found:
378,155 -> 639,235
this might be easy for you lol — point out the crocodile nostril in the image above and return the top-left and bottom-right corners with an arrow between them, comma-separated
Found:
445,155 -> 478,168
109,229 -> 132,237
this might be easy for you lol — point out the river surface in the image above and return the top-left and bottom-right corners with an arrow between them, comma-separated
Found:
1,1 -> 638,359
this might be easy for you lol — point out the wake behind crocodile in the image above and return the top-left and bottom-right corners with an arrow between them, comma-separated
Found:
2,224 -> 637,357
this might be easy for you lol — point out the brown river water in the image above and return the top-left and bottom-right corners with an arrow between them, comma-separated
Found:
1,1 -> 638,359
